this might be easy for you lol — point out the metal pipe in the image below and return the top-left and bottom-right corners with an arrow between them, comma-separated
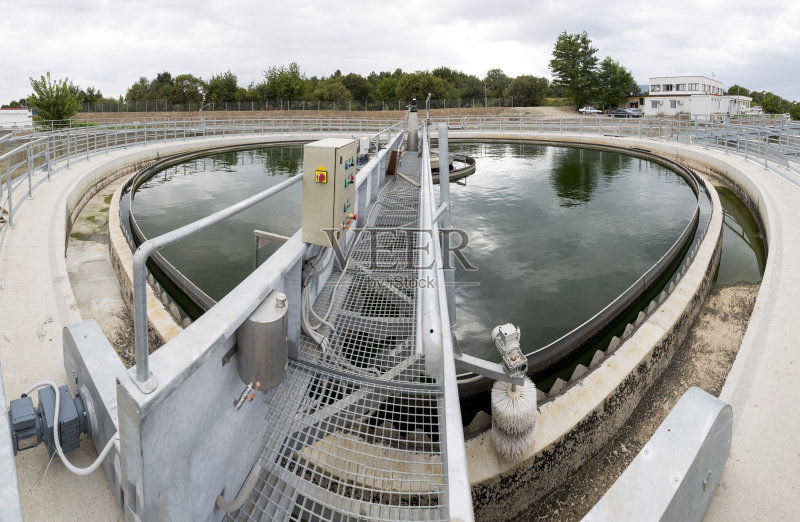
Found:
437,123 -> 455,326
419,126 -> 474,520
131,174 -> 302,392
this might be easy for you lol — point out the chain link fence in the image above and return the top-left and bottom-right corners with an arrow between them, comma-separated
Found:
78,97 -> 539,113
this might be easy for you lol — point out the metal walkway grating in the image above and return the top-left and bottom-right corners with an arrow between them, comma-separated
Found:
228,152 -> 454,521
298,161 -> 427,383
227,360 -> 446,522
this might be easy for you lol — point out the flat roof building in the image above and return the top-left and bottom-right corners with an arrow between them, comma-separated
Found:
626,76 -> 752,117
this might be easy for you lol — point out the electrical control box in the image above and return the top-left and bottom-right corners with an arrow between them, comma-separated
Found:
302,138 -> 358,246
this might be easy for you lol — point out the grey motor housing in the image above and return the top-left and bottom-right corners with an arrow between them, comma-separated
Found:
7,385 -> 90,456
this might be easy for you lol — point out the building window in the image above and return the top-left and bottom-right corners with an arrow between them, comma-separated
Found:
663,84 -> 673,91
651,101 -> 658,109
639,98 -> 645,105
670,100 -> 677,109
690,83 -> 699,90
676,84 -> 686,91
650,85 -> 661,92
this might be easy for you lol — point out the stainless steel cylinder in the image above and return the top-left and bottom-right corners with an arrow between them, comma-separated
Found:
407,110 -> 419,152
236,290 -> 289,390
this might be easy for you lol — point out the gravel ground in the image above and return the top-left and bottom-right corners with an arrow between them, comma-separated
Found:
520,283 -> 760,521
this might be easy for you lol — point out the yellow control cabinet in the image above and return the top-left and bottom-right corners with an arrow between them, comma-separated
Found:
301,138 -> 359,246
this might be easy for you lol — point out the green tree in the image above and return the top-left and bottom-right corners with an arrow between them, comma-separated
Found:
1,99 -> 27,108
150,72 -> 175,100
376,76 -> 399,100
264,62 -> 306,100
27,72 -> 80,122
503,75 -> 549,106
549,30 -> 599,108
789,102 -> 800,121
171,74 -> 206,106
761,92 -> 790,114
125,77 -> 152,101
455,74 -> 484,99
310,78 -> 352,102
726,84 -> 751,97
749,90 -> 766,106
484,69 -> 511,98
395,72 -> 450,101
72,86 -> 105,106
206,70 -> 240,103
341,73 -> 374,101
432,67 -> 483,99
595,57 -> 638,109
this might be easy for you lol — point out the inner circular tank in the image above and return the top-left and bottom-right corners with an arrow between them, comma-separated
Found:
125,141 -> 700,394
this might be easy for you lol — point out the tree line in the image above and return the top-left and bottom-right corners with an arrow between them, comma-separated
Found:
725,84 -> 799,119
5,30 -> 798,121
106,66 -> 554,107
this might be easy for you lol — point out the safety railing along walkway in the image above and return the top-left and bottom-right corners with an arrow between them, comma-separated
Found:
225,126 -> 471,521
0,118 -> 398,252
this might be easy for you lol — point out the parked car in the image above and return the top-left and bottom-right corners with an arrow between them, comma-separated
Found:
578,106 -> 602,115
608,108 -> 635,118
627,108 -> 644,118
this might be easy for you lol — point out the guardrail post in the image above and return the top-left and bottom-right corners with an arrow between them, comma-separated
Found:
45,139 -> 51,181
26,146 -> 32,199
6,158 -> 13,227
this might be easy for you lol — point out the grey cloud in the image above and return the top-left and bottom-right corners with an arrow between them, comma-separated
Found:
1,0 -> 798,102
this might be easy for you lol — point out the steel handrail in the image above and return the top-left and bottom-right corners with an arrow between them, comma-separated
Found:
130,174 -> 303,392
419,124 -> 474,521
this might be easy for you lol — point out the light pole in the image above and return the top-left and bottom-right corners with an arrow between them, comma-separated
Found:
198,102 -> 212,119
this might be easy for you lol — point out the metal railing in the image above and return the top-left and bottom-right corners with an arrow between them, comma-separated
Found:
0,118 -> 401,253
2,114 -> 795,259
418,124 -> 474,520
129,174 -> 303,392
128,121 -> 402,391
430,115 -> 800,177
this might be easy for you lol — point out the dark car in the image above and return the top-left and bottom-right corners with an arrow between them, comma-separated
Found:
627,108 -> 644,118
608,108 -> 635,118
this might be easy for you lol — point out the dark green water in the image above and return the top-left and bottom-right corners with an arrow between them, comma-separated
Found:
132,146 -> 303,300
132,142 -> 698,365
442,142 -> 696,362
714,186 -> 766,285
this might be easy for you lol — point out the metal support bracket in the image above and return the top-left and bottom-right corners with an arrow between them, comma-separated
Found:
453,352 -> 526,387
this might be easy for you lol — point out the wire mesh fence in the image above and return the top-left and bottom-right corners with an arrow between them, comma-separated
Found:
78,97 -> 531,113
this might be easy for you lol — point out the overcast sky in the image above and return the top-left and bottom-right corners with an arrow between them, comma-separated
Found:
2,0 -> 798,103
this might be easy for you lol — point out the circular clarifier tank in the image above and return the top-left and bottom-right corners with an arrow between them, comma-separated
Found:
126,141 -> 700,395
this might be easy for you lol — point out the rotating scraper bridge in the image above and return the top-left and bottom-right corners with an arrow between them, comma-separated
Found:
1,113 -> 799,521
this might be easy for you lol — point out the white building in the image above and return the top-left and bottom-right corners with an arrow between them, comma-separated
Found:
0,108 -> 33,128
627,76 -> 752,117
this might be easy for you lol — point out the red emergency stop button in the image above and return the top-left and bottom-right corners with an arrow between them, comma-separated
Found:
315,168 -> 327,183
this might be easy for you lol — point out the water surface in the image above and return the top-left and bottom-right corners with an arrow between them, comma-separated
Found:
441,142 -> 696,361
133,142 -> 697,364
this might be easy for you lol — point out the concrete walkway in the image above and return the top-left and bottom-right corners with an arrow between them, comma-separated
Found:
0,149 -> 124,519
695,151 -> 800,519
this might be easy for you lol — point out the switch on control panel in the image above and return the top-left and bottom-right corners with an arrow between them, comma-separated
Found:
302,138 -> 359,246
